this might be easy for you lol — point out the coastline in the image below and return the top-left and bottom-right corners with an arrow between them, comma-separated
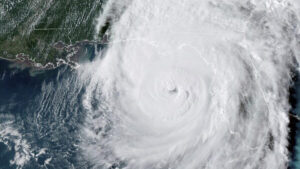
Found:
0,40 -> 106,70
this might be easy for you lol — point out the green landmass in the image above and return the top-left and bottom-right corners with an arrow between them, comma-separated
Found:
0,0 -> 107,65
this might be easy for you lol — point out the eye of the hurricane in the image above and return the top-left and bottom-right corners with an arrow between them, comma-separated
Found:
164,81 -> 178,95
167,87 -> 177,94
132,67 -> 211,123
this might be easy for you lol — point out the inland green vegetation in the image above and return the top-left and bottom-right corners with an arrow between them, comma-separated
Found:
0,0 -> 108,66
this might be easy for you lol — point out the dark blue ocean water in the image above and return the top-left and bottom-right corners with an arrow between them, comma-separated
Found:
0,44 -> 105,169
0,57 -> 299,169
0,59 -> 89,169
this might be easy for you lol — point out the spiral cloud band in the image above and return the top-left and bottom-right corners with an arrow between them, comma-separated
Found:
79,0 -> 300,169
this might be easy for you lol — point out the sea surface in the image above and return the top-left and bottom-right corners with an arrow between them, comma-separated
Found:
0,59 -> 88,169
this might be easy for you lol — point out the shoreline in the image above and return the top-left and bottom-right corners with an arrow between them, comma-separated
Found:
0,40 -> 102,70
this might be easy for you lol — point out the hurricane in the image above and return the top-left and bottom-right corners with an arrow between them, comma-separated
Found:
74,0 -> 300,169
